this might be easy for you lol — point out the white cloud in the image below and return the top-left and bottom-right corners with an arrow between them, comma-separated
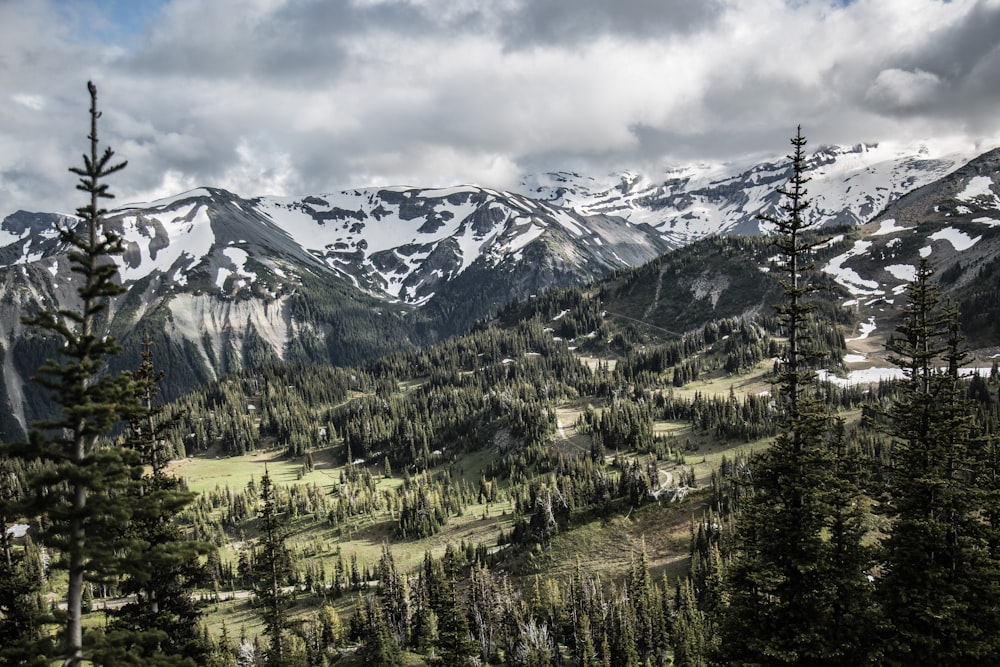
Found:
1,0 -> 999,218
866,68 -> 944,111
11,94 -> 47,111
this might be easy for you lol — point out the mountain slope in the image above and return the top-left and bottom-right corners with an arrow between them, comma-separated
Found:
521,142 -> 970,244
1,142 -> 996,439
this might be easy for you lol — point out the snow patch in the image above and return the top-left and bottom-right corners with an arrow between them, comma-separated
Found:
929,227 -> 981,251
114,204 -> 215,282
885,264 -> 916,282
847,316 -> 876,341
957,176 -> 996,202
823,240 -> 880,295
872,219 -> 910,236
820,366 -> 995,387
5,524 -> 28,538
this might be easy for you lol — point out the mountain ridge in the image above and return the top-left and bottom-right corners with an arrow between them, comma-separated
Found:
2,141 -> 998,440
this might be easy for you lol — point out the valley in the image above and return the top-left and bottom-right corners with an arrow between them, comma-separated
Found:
4,133 -> 1000,665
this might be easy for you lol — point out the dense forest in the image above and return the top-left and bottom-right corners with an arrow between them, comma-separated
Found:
1,88 -> 999,667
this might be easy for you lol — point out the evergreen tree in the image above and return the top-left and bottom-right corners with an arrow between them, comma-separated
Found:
672,578 -> 710,667
718,128 -> 875,665
252,467 -> 295,666
0,457 -> 52,667
877,261 -> 1000,664
4,81 -> 136,666
99,331 -> 213,664
423,551 -> 474,666
361,597 -> 402,666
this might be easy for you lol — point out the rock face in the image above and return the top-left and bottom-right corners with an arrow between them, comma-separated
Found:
0,142 -> 994,438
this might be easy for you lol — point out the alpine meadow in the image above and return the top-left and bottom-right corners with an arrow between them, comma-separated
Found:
3,73 -> 1000,667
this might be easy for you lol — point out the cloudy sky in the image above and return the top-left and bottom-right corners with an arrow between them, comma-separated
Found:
2,0 -> 1000,217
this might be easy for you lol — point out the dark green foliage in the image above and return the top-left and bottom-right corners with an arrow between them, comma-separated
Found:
251,468 -> 296,666
959,254 -> 1000,346
0,458 -> 52,667
877,260 -> 1000,664
718,128 -> 876,665
100,333 -> 213,665
4,81 -> 138,666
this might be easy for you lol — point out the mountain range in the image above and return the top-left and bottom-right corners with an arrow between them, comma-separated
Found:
1,140 -> 998,439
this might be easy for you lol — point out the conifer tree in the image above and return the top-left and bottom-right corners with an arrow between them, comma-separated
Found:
718,128 -> 875,665
6,81 -> 136,667
252,467 -> 294,666
100,331 -> 213,664
361,597 -> 402,666
0,459 -> 51,667
878,260 -> 999,664
423,551 -> 474,666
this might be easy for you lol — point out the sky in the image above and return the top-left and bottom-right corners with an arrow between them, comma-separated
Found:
2,0 -> 1000,217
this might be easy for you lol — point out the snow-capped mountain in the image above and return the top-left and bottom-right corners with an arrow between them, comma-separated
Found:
521,142 -> 970,245
815,147 -> 1000,356
0,183 -> 671,438
254,185 -> 671,306
0,141 -> 996,438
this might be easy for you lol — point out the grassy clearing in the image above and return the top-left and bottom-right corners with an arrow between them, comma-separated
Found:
517,490 -> 710,585
159,356 -> 785,644
167,447 -> 342,495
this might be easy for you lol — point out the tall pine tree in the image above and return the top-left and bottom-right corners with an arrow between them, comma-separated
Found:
878,260 -> 999,664
718,127 -> 875,665
98,331 -> 213,665
6,81 -> 136,667
252,467 -> 295,666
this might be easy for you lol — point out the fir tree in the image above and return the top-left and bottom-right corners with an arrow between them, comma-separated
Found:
99,331 -> 213,664
0,458 -> 51,667
5,81 -> 136,667
361,597 -> 402,666
423,551 -> 474,666
718,128 -> 875,665
878,260 -> 1000,664
252,467 -> 295,666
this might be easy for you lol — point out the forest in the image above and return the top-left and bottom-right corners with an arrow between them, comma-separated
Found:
1,87 -> 999,667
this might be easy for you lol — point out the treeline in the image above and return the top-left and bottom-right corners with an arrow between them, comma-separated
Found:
664,131 -> 1000,666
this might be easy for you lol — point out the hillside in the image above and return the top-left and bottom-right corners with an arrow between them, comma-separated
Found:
2,142 -> 994,440
8,181 -> 1000,664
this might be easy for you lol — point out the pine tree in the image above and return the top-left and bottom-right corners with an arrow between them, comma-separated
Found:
5,81 -> 136,667
718,128 -> 875,665
361,597 -> 402,666
672,578 -> 710,667
99,331 -> 213,664
423,551 -> 474,666
252,467 -> 294,666
878,260 -> 999,664
0,458 -> 52,666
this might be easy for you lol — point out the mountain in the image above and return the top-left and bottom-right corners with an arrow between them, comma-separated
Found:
820,147 -> 1000,350
581,147 -> 1000,364
521,142 -> 968,243
0,141 -> 995,440
0,184 -> 671,439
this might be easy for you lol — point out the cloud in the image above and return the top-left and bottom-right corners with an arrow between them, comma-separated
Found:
865,68 -> 945,112
496,0 -> 725,48
1,0 -> 999,219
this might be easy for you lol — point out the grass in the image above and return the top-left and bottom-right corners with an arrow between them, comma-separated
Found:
150,356 -> 791,649
515,492 -> 708,585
